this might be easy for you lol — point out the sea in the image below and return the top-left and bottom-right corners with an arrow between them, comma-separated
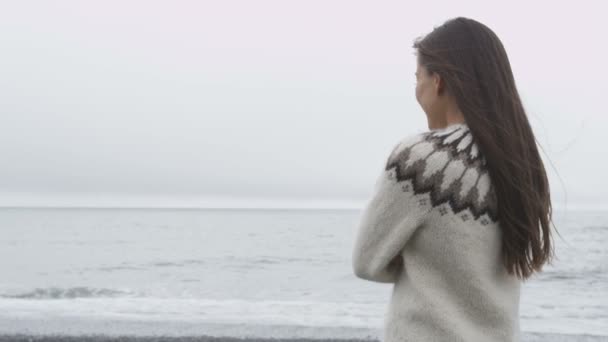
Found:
0,207 -> 606,341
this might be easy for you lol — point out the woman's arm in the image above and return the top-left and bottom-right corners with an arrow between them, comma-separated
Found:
351,133 -> 431,283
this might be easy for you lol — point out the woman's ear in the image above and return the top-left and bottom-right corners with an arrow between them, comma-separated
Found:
433,72 -> 444,96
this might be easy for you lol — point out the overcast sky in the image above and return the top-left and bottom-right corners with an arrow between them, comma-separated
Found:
0,1 -> 606,209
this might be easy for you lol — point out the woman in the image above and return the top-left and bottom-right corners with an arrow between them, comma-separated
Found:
351,17 -> 557,341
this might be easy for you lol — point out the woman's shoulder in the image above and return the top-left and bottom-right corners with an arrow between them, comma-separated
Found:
386,124 -> 486,171
385,131 -> 430,165
384,124 -> 498,224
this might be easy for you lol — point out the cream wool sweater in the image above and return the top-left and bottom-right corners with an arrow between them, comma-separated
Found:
352,122 -> 521,342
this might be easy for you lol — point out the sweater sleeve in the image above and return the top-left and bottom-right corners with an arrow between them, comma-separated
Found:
351,134 -> 432,283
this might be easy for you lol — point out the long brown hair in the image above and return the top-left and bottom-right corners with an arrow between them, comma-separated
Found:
413,17 -> 559,280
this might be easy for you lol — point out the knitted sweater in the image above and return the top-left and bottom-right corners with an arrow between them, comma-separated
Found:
351,122 -> 521,342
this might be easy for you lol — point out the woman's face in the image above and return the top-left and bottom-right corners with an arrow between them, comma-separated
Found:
415,60 -> 443,125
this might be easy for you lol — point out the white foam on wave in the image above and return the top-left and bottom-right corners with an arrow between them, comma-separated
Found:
1,296 -> 607,339
0,297 -> 384,327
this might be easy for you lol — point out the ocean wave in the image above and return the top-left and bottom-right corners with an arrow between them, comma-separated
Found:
0,286 -> 136,299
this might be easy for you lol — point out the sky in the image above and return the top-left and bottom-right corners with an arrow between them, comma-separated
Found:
0,0 -> 606,209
